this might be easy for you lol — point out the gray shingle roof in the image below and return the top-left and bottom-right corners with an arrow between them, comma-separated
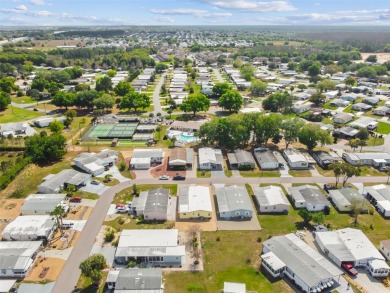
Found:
215,185 -> 252,213
115,268 -> 162,290
289,185 -> 328,205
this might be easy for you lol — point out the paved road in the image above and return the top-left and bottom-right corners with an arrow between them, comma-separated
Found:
51,180 -> 131,293
152,72 -> 167,115
53,174 -> 389,292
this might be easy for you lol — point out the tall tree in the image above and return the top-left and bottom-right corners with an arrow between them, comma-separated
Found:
79,254 -> 106,286
262,92 -> 292,113
212,82 -> 232,97
93,94 -> 115,110
25,133 -> 67,164
52,92 -> 76,109
298,123 -> 331,151
280,117 -> 304,149
317,80 -> 336,92
75,90 -> 99,109
120,92 -> 150,113
250,80 -> 267,96
329,162 -> 343,187
114,81 -> 133,97
179,93 -> 210,117
0,91 -> 11,111
50,205 -> 66,235
218,90 -> 243,113
253,114 -> 281,146
95,76 -> 113,93
49,120 -> 65,134
309,93 -> 326,107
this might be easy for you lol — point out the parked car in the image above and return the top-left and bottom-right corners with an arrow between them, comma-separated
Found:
91,180 -> 100,185
69,197 -> 82,203
173,174 -> 185,181
159,175 -> 169,180
61,222 -> 74,229
341,263 -> 358,276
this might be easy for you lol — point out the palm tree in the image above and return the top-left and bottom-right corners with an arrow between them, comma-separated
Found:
358,139 -> 367,152
51,205 -> 66,236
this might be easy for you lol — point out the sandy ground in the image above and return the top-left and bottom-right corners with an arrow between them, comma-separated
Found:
358,53 -> 390,64
0,198 -> 23,219
32,39 -> 86,48
65,206 -> 92,220
25,257 -> 65,282
49,230 -> 80,250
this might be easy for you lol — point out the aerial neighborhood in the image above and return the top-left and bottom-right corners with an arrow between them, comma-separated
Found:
1,23 -> 390,293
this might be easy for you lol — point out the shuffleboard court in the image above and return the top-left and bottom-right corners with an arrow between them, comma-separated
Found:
83,123 -> 138,139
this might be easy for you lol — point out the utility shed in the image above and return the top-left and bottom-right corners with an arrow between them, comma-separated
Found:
178,185 -> 212,219
328,188 -> 366,212
253,185 -> 290,214
223,282 -> 246,293
315,228 -> 390,277
106,268 -> 163,292
364,184 -> 390,217
215,185 -> 253,220
0,241 -> 42,278
21,194 -> 68,215
288,185 -> 330,212
132,188 -> 169,221
262,233 -> 342,293
2,215 -> 56,241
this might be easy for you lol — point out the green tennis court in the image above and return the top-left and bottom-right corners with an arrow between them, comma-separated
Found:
83,123 -> 138,139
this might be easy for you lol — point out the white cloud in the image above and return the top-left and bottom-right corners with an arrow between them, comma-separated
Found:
150,8 -> 231,18
29,0 -> 45,5
155,16 -> 175,23
30,10 -> 51,16
194,0 -> 297,13
16,5 -> 28,12
287,13 -> 378,23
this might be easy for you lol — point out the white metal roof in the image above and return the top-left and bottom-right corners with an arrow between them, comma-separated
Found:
369,259 -> 390,270
261,251 -> 286,271
223,282 -> 246,293
198,148 -> 221,165
118,229 -> 179,248
179,185 -> 212,213
315,228 -> 385,263
283,148 -> 308,163
254,186 -> 290,207
130,157 -> 151,165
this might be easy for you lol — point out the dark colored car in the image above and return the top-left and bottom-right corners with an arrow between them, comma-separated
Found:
341,263 -> 358,276
173,175 -> 185,181
69,197 -> 82,203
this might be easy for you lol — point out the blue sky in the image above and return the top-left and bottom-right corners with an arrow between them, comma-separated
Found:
1,0 -> 390,26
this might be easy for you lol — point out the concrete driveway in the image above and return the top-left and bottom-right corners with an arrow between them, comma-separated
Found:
96,166 -> 130,183
69,199 -> 97,208
273,151 -> 292,177
134,170 -> 153,179
167,196 -> 177,221
211,170 -> 226,178
79,181 -> 109,195
354,268 -> 389,293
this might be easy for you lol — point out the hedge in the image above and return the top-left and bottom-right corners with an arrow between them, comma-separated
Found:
0,156 -> 31,190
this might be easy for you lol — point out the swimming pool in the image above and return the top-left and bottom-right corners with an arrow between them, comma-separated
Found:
167,130 -> 199,144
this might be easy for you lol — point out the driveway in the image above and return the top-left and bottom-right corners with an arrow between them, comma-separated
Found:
79,181 -> 109,195
134,170 -> 153,179
167,196 -> 177,221
96,166 -> 130,183
211,170 -> 226,178
69,199 -> 97,208
354,268 -> 389,293
273,151 -> 292,177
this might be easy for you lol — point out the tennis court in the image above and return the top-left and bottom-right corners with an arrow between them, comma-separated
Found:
83,123 -> 138,139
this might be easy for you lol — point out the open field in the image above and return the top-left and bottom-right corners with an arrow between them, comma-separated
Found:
0,198 -> 24,219
11,96 -> 37,104
359,53 -> 390,63
0,106 -> 43,123
33,39 -> 86,48
377,122 -> 390,135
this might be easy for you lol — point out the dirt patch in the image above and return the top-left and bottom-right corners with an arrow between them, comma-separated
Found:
0,199 -> 23,219
49,230 -> 80,250
65,206 -> 92,220
33,39 -> 86,48
359,53 -> 390,64
25,257 -> 65,282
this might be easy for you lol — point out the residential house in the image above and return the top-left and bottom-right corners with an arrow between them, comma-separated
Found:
349,117 -> 378,130
34,116 -> 66,128
21,194 -> 68,215
2,215 -> 56,241
170,120 -> 205,133
73,149 -> 118,176
253,186 -> 290,214
178,185 -> 212,219
362,96 -> 380,105
253,148 -> 279,170
106,268 -> 163,292
315,228 -> 389,277
324,90 -> 339,100
114,229 -> 185,266
333,112 -> 354,124
132,188 -> 169,221
312,151 -> 342,169
330,99 -> 350,107
374,106 -> 390,116
0,122 -> 37,137
341,93 -> 359,102
215,184 -> 253,220
343,152 -> 390,168
169,147 -> 194,169
262,234 -> 342,293
227,149 -> 256,169
0,241 -> 42,278
37,169 -> 91,194
364,184 -> 390,217
16,283 -> 55,293
288,185 -> 330,212
351,103 -> 372,112
292,101 -> 312,114
380,240 -> 390,261
130,149 -> 164,170
283,149 -> 310,169
328,188 -> 367,212
198,148 -> 223,170
333,127 -> 358,139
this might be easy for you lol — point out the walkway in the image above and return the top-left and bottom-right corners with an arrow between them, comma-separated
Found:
152,72 -> 167,115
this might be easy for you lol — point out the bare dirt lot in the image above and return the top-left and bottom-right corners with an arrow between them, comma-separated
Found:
65,206 -> 92,220
358,53 -> 390,63
49,230 -> 80,250
0,198 -> 23,219
25,257 -> 65,282
33,39 -> 86,48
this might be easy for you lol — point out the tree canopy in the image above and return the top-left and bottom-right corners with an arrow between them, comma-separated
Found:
179,93 -> 210,117
212,82 -> 232,97
0,91 -> 11,111
25,133 -> 67,164
218,90 -> 243,113
262,92 -> 292,113
119,92 -> 151,112
95,76 -> 113,92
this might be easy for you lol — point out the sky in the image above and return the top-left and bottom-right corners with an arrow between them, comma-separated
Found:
1,0 -> 390,26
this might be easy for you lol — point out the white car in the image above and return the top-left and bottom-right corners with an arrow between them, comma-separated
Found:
159,175 -> 170,180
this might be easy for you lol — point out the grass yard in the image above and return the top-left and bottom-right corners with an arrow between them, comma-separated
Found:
164,231 -> 294,293
104,216 -> 174,231
72,190 -> 99,200
113,184 -> 178,204
240,170 -> 280,177
116,153 -> 133,179
93,177 -> 120,187
76,271 -> 108,293
377,121 -> 390,135
288,169 -> 312,177
0,106 -> 43,123
197,170 -> 211,178
366,136 -> 384,146
315,165 -> 334,177
224,169 -> 232,177
358,165 -> 384,176
11,96 -> 37,104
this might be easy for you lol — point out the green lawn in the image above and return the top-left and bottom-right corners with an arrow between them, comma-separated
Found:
93,177 -> 120,187
315,165 -> 334,177
11,96 -> 37,104
343,105 -> 352,113
366,136 -> 384,146
115,153 -> 133,179
76,271 -> 108,293
240,170 -> 280,177
104,216 -> 174,231
224,169 -> 232,177
288,169 -> 312,177
197,170 -> 211,178
323,102 -> 338,110
164,231 -> 294,293
0,106 -> 43,123
72,190 -> 99,200
377,121 -> 390,135
114,184 -> 178,204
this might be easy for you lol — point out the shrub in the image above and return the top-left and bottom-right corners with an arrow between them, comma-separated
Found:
194,260 -> 199,265
216,236 -> 220,242
257,237 -> 262,243
1,157 -> 30,191
104,227 -> 115,242
119,162 -> 126,171
112,238 -> 119,247
126,261 -> 136,268
117,217 -> 125,225
324,206 -> 330,215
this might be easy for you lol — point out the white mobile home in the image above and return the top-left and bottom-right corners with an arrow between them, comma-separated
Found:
198,148 -> 223,170
178,185 -> 212,219
288,185 -> 330,212
283,149 -> 309,169
215,185 -> 253,220
21,194 -> 68,215
130,149 -> 164,169
132,188 -> 169,221
254,186 -> 290,213
253,148 -> 279,170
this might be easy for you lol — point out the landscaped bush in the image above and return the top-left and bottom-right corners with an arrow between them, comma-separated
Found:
0,157 -> 30,191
